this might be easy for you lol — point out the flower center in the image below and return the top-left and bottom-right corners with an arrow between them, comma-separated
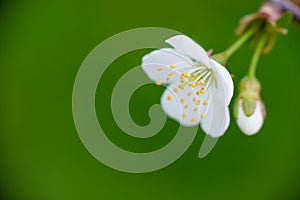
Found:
178,62 -> 213,90
155,63 -> 214,121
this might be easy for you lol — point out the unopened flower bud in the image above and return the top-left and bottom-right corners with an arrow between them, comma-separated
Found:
234,78 -> 266,135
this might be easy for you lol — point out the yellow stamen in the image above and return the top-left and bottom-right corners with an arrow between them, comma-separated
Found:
191,82 -> 198,88
196,100 -> 201,105
193,107 -> 198,112
155,80 -> 161,86
200,79 -> 205,85
180,98 -> 184,103
184,105 -> 188,109
173,88 -> 178,93
191,118 -> 196,123
178,84 -> 185,90
167,96 -> 171,101
193,98 -> 196,102
170,64 -> 175,69
187,92 -> 191,96
169,72 -> 174,76
201,113 -> 205,119
203,100 -> 208,105
166,77 -> 170,81
181,72 -> 190,78
157,68 -> 163,71
182,113 -> 186,118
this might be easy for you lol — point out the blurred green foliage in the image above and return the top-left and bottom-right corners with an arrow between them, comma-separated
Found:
1,0 -> 300,200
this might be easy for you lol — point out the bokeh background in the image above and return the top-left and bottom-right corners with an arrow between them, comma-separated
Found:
1,0 -> 300,199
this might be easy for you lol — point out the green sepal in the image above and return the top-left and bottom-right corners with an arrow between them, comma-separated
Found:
242,98 -> 257,117
235,14 -> 258,36
262,32 -> 278,54
211,52 -> 229,66
250,21 -> 285,55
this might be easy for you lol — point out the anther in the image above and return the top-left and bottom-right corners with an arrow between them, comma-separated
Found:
155,80 -> 161,86
181,72 -> 190,78
178,84 -> 185,90
191,83 -> 198,88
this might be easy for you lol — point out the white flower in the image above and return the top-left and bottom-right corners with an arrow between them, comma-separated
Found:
141,35 -> 234,138
236,99 -> 265,135
233,77 -> 266,135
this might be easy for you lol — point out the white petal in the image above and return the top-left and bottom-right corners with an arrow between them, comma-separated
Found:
160,82 -> 210,126
166,35 -> 210,66
189,80 -> 213,115
142,48 -> 194,84
236,100 -> 264,135
201,92 -> 230,138
209,59 -> 234,106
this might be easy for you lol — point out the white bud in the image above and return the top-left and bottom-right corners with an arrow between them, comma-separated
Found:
236,99 -> 265,135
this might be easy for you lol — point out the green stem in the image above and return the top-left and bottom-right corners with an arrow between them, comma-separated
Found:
248,34 -> 268,78
212,22 -> 262,66
224,23 -> 261,57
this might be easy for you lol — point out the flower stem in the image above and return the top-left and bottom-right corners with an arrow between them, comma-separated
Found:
248,34 -> 268,78
212,22 -> 262,66
224,23 -> 261,57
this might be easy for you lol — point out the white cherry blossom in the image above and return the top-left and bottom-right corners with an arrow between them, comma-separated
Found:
142,35 -> 234,137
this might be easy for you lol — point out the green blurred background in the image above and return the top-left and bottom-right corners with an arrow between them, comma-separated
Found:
1,0 -> 300,199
